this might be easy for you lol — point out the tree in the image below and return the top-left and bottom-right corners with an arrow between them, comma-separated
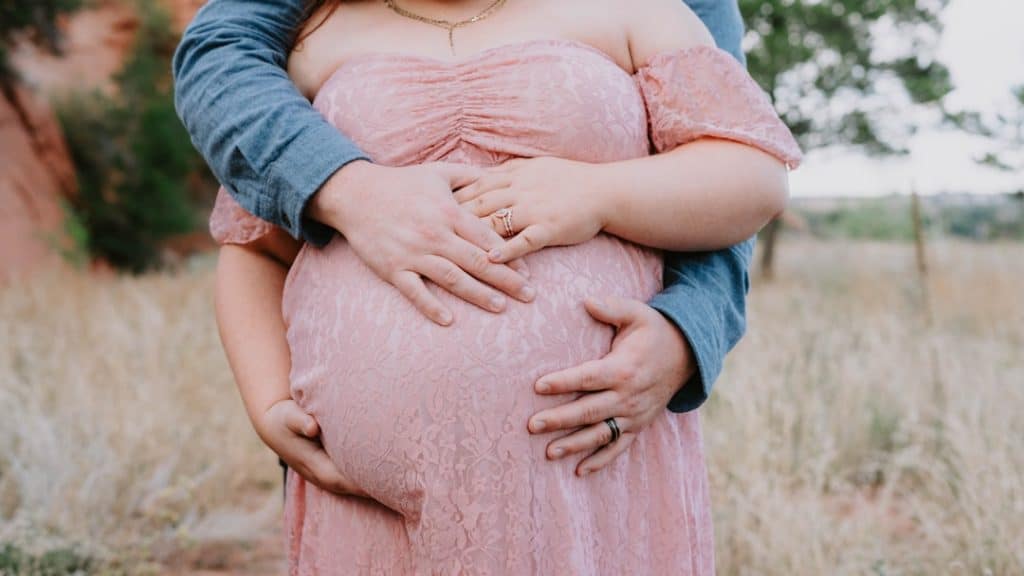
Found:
58,1 -> 214,273
0,0 -> 81,89
738,0 -> 953,277
949,85 -> 1024,173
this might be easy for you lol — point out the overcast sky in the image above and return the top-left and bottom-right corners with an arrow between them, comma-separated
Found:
790,0 -> 1024,198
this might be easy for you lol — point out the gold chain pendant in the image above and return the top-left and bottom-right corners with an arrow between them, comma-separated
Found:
383,0 -> 509,54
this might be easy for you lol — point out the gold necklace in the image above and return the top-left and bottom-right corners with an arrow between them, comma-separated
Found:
383,0 -> 509,54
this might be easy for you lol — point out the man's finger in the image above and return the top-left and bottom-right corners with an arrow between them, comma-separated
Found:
445,233 -> 535,303
528,390 -> 618,434
577,432 -> 636,476
391,270 -> 454,326
507,257 -> 531,279
490,224 -> 551,263
535,358 -> 613,394
583,296 -> 644,330
545,417 -> 632,460
419,254 -> 508,313
454,209 -> 504,252
453,210 -> 532,279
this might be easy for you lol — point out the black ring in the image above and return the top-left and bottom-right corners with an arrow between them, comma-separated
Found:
604,417 -> 621,443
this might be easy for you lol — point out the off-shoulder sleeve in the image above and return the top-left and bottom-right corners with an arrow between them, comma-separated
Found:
635,45 -> 803,169
209,187 -> 276,245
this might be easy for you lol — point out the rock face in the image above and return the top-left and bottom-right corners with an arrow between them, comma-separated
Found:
168,0 -> 208,33
10,2 -> 139,99
0,85 -> 77,279
2,1 -> 207,278
11,0 -> 206,99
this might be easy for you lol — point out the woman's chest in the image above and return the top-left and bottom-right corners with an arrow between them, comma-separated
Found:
308,40 -> 651,167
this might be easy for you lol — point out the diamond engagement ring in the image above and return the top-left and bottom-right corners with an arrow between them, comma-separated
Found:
494,208 -> 514,238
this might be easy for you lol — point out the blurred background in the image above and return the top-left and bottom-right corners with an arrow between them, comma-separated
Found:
0,0 -> 1021,574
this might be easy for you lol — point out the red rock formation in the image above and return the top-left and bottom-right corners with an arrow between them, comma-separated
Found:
10,2 -> 139,99
2,1 -> 208,277
167,0 -> 208,33
11,1 -> 205,98
0,85 -> 77,279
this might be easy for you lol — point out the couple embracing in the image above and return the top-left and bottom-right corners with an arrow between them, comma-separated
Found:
174,0 -> 801,573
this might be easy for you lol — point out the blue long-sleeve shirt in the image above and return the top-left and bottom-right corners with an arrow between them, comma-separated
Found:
172,0 -> 754,413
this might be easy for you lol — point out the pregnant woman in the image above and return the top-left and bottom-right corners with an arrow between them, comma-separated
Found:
211,0 -> 801,573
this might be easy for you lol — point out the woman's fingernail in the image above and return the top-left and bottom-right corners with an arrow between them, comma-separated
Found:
519,285 -> 535,301
578,467 -> 590,477
535,379 -> 549,393
490,295 -> 506,311
439,310 -> 454,325
551,447 -> 564,458
531,419 -> 546,433
489,249 -> 502,260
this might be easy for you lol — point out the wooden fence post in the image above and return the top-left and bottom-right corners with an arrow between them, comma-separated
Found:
759,216 -> 781,280
911,189 -> 928,277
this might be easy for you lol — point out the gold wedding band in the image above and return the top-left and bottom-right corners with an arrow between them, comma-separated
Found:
494,208 -> 514,238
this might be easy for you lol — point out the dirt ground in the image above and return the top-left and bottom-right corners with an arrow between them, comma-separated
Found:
156,525 -> 285,575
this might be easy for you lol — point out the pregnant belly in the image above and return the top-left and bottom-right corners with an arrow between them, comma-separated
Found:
282,234 -> 662,519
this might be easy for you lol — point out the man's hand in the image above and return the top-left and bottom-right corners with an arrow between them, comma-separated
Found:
527,297 -> 697,476
256,399 -> 367,498
308,161 -> 535,326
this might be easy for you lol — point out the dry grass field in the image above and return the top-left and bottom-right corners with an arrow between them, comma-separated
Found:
1,240 -> 1022,575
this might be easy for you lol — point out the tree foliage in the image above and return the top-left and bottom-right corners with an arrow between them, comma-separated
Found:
739,0 -> 952,156
948,85 -> 1024,173
59,1 -> 215,272
0,0 -> 81,86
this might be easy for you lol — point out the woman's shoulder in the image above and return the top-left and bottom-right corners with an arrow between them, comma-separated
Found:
287,2 -> 379,99
546,0 -> 710,73
620,0 -> 715,70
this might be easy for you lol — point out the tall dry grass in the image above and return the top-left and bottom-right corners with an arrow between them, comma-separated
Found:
0,259 -> 279,566
0,241 -> 1022,574
709,241 -> 1024,575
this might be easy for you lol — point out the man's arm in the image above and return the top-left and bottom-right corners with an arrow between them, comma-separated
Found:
175,1 -> 534,322
649,239 -> 754,412
651,0 -> 753,412
173,0 -> 365,245
175,0 -> 755,409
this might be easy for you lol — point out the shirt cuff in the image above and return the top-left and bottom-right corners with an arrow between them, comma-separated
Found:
267,120 -> 370,246
647,289 -> 722,413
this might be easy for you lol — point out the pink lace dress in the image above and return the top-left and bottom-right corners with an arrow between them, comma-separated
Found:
210,40 -> 801,576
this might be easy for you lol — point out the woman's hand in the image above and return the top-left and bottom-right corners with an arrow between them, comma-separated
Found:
256,399 -> 369,498
453,157 -> 610,263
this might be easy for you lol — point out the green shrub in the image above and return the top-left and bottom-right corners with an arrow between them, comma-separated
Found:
58,1 -> 215,273
0,543 -> 94,576
936,202 -> 1024,241
802,198 -> 918,241
795,194 -> 1023,242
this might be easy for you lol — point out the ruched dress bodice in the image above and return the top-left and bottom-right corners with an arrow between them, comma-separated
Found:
210,39 -> 800,576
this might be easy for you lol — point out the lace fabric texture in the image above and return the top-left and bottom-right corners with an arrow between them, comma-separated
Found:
210,39 -> 801,575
